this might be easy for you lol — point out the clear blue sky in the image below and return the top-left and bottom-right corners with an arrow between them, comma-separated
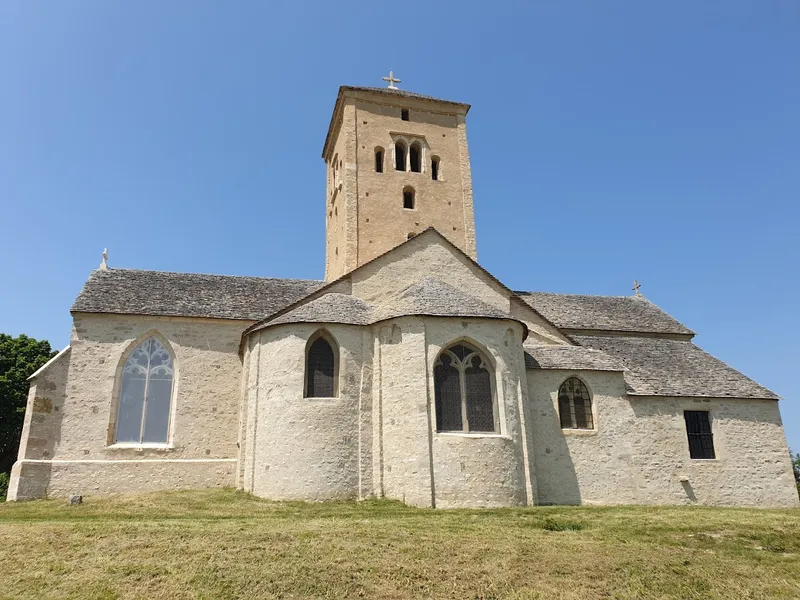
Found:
2,2 -> 798,451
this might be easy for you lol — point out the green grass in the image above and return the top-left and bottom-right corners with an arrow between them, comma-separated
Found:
0,489 -> 798,599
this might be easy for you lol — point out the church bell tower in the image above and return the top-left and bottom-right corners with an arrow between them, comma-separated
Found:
321,76 -> 476,280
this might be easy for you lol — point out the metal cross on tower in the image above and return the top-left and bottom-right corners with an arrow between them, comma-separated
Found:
632,280 -> 642,296
382,70 -> 401,90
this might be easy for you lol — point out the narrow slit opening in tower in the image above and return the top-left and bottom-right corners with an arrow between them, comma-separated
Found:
431,157 -> 439,180
375,149 -> 383,173
403,188 -> 415,209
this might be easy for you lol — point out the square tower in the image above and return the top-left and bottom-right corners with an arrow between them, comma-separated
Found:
321,85 -> 476,280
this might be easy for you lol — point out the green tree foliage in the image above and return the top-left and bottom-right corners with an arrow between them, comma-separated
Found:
0,334 -> 56,475
792,450 -> 800,498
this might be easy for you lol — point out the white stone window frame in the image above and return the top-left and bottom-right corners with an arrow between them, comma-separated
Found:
303,329 -> 341,400
556,374 -> 599,436
431,338 -> 503,437
391,134 -> 428,174
107,330 -> 179,449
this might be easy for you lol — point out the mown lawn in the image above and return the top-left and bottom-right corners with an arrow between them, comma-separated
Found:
0,489 -> 798,599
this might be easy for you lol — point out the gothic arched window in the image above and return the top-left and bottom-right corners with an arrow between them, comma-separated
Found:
115,336 -> 175,444
395,141 -> 407,171
558,377 -> 594,429
434,343 -> 496,433
305,332 -> 338,398
409,142 -> 421,173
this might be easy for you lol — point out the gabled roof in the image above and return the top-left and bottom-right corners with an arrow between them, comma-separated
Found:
242,228 -> 556,344
71,268 -> 322,321
524,345 -> 624,372
572,334 -> 778,400
250,277 -> 527,336
516,292 -> 694,337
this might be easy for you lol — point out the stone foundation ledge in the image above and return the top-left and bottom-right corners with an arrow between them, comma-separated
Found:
7,458 -> 237,501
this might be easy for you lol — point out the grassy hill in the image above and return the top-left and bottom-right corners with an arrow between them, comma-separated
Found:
0,489 -> 798,599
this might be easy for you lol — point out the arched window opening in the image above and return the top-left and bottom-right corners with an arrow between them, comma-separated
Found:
409,142 -> 421,173
403,187 -> 415,209
431,156 -> 440,181
434,343 -> 496,433
375,148 -> 384,173
115,336 -> 174,444
558,377 -> 594,429
395,141 -> 407,171
305,333 -> 338,398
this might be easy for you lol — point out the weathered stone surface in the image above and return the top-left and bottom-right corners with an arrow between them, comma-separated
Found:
68,494 -> 82,505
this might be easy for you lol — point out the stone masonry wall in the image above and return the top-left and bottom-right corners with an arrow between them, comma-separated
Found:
528,368 -> 799,507
244,323 -> 366,501
9,313 -> 248,500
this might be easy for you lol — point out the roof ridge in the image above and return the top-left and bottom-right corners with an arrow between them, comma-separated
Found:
96,267 -> 322,284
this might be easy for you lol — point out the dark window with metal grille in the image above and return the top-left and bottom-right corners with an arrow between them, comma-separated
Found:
375,149 -> 383,173
305,335 -> 336,398
684,410 -> 715,459
403,187 -> 415,209
431,157 -> 439,180
558,377 -> 594,429
401,108 -> 409,121
409,143 -> 421,172
434,343 -> 496,433
395,141 -> 406,171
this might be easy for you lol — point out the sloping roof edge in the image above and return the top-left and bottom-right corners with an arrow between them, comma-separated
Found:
27,345 -> 71,381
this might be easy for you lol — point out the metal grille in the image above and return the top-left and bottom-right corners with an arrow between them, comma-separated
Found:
434,355 -> 462,431
558,377 -> 594,430
434,343 -> 496,433
306,337 -> 335,398
684,410 -> 715,459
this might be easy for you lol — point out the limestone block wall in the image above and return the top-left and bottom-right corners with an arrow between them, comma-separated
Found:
527,368 -> 799,507
7,348 -> 71,500
243,323 -> 368,501
528,369 -> 638,505
350,98 -> 474,264
374,318 -> 434,507
425,320 -> 531,508
10,314 -> 248,500
623,396 -> 798,507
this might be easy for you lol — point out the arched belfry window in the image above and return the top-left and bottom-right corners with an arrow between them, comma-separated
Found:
395,140 -> 407,171
409,142 -> 421,173
434,343 -> 496,433
305,332 -> 338,398
558,377 -> 594,429
115,336 -> 175,444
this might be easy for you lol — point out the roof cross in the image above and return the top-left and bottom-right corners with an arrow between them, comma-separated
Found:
382,70 -> 401,90
632,280 -> 642,297
99,248 -> 108,271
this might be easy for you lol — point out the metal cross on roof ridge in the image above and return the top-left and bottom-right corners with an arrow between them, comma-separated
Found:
632,280 -> 642,296
382,70 -> 401,90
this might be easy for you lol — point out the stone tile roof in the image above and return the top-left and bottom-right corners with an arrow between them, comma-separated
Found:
524,345 -> 625,372
256,294 -> 374,329
376,277 -> 510,321
253,277 -> 525,334
516,292 -> 694,336
572,334 -> 779,400
71,268 -> 323,321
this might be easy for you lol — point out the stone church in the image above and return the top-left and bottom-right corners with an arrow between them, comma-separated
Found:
8,82 -> 798,507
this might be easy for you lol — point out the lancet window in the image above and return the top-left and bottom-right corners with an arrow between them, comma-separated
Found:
434,343 -> 496,433
115,336 -> 175,444
305,332 -> 338,398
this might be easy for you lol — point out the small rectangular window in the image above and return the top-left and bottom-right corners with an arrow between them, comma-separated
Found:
684,410 -> 715,459
401,109 -> 409,121
431,158 -> 439,181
